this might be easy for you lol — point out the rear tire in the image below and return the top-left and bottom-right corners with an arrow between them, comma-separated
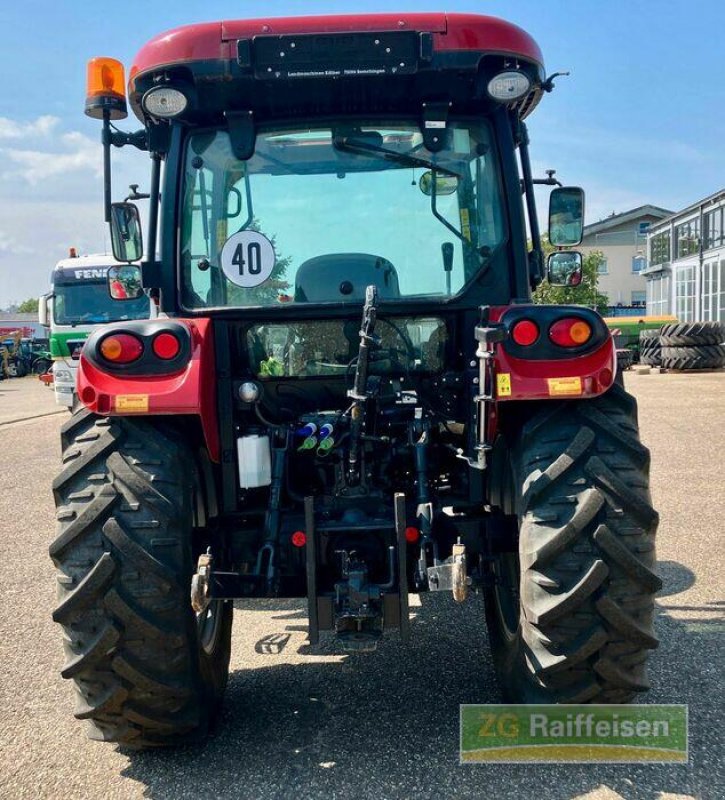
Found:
660,344 -> 725,370
485,383 -> 660,703
50,410 -> 232,747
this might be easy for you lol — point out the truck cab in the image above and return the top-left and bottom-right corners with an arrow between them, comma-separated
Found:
41,253 -> 153,406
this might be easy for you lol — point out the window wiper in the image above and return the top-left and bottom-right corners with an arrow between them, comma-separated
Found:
333,136 -> 461,179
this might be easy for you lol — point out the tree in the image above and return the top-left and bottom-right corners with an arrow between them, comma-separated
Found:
532,239 -> 609,312
17,298 -> 38,313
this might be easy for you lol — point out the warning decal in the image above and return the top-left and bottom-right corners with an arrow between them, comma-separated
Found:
547,377 -> 582,396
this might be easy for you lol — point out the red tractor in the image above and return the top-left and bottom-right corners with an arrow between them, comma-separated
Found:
50,13 -> 660,747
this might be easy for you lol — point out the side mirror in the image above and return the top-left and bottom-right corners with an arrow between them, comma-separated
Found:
419,170 -> 458,197
548,186 -> 585,246
110,202 -> 144,263
108,264 -> 144,300
547,251 -> 583,287
38,293 -> 51,327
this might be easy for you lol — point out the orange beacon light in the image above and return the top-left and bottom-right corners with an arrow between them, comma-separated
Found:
85,57 -> 128,120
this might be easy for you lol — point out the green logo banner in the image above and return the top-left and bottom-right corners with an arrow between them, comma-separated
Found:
460,705 -> 687,763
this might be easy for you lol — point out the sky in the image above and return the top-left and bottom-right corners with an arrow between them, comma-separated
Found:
0,0 -> 723,308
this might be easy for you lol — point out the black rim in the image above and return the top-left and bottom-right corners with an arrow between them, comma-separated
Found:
493,551 -> 521,640
197,599 -> 224,655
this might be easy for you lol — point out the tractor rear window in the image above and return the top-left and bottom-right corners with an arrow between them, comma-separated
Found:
246,317 -> 447,378
180,121 -> 505,309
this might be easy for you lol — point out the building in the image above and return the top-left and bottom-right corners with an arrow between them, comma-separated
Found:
0,312 -> 45,339
643,189 -> 725,323
579,206 -> 673,309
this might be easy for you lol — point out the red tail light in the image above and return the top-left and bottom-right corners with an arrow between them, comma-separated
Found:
152,332 -> 181,360
549,318 -> 592,348
511,319 -> 539,346
291,531 -> 307,548
99,333 -> 144,363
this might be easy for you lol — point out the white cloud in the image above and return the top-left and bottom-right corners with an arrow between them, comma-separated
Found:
0,231 -> 34,256
0,130 -> 101,186
0,115 -> 60,140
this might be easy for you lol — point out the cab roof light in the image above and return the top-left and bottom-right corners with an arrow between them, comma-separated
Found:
141,86 -> 188,119
549,318 -> 593,348
487,70 -> 531,102
85,57 -> 128,120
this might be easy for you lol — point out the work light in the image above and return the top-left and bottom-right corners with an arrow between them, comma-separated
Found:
486,71 -> 531,102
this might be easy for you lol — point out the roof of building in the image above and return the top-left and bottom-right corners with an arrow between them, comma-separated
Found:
647,187 -> 725,232
0,312 -> 37,321
583,205 -> 673,237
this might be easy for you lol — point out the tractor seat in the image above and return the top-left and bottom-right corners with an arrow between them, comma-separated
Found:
294,253 -> 400,302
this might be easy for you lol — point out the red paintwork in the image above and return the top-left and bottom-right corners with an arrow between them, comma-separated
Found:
489,306 -> 617,402
129,12 -> 543,88
76,318 -> 221,462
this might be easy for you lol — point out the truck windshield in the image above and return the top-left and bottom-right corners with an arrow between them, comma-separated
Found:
53,282 -> 149,326
180,120 -> 505,309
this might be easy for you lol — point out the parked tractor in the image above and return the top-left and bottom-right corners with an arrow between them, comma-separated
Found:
50,12 -> 660,748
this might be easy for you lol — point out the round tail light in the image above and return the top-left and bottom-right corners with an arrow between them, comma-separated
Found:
291,531 -> 307,548
511,319 -> 539,346
549,318 -> 592,348
152,332 -> 181,360
99,333 -> 143,363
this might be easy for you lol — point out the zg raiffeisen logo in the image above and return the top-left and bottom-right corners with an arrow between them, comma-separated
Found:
460,705 -> 688,763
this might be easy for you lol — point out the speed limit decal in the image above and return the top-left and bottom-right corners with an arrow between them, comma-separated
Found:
220,231 -> 276,288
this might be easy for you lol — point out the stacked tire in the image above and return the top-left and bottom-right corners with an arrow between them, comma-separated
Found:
659,322 -> 725,371
616,348 -> 634,371
638,330 -> 662,366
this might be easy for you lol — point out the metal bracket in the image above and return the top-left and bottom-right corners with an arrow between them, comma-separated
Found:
421,101 -> 451,152
190,549 -> 213,613
427,539 -> 470,602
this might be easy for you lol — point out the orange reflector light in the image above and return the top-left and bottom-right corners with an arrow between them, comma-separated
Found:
99,333 -> 143,363
405,526 -> 420,543
291,531 -> 307,548
549,318 -> 592,348
152,332 -> 181,360
85,57 -> 128,120
511,319 -> 539,346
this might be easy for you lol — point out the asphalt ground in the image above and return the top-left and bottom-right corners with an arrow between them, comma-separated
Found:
0,371 -> 723,800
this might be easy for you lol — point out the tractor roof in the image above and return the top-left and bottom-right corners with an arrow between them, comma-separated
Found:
128,13 -> 545,122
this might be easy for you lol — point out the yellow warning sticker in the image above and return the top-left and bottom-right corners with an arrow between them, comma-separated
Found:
547,377 -> 582,396
496,373 -> 512,397
115,394 -> 149,412
460,208 -> 471,241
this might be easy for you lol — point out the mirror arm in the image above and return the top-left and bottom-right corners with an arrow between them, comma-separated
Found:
517,122 -> 543,286
102,110 -> 112,222
430,177 -> 466,244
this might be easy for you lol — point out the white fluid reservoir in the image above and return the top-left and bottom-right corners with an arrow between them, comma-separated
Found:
237,435 -> 272,488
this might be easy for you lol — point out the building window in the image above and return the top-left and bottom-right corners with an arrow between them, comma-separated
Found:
675,218 -> 700,259
649,230 -> 671,266
701,260 -> 725,322
647,274 -> 671,316
675,265 -> 696,321
631,291 -> 646,306
632,256 -> 646,273
703,207 -> 723,251
597,257 -> 609,275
